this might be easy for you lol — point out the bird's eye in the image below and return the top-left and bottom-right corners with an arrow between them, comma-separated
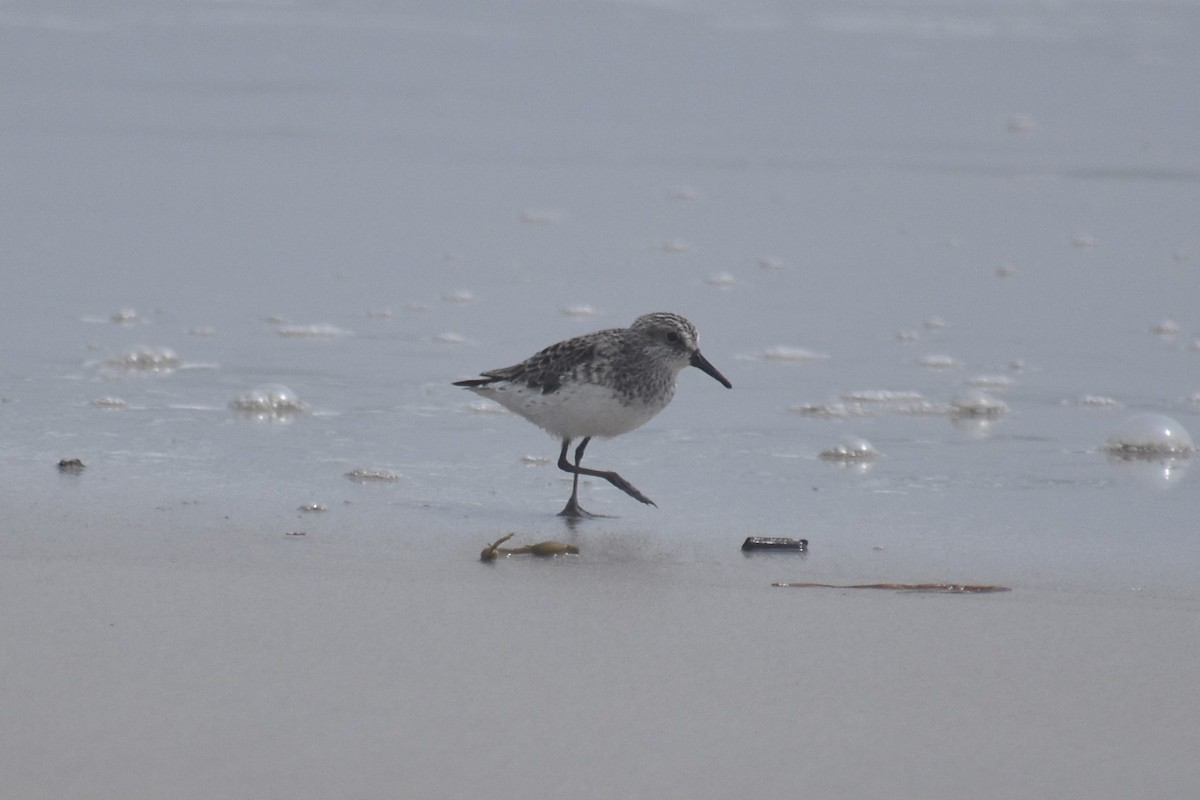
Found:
666,331 -> 680,343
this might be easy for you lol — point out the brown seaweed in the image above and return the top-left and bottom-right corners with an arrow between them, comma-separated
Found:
481,533 -> 579,561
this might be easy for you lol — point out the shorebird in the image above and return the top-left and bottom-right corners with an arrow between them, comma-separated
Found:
453,312 -> 731,517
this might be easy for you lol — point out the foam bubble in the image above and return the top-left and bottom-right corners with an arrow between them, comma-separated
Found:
819,437 -> 879,463
1104,413 -> 1195,459
950,390 -> 1009,417
230,384 -> 308,418
762,346 -> 827,362
966,375 -> 1015,389
345,468 -> 404,484
275,323 -> 352,338
1075,395 -> 1121,408
108,346 -> 181,373
789,403 -> 859,419
840,390 -> 923,404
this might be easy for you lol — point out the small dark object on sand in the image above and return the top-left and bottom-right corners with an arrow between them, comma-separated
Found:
742,536 -> 807,552
772,581 -> 1010,594
57,458 -> 85,473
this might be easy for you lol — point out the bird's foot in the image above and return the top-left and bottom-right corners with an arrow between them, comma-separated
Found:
558,497 -> 602,519
603,473 -> 657,507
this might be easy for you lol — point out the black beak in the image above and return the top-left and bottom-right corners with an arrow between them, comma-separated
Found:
690,350 -> 732,388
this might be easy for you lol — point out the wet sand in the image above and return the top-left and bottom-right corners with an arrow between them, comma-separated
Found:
4,503 -> 1198,799
3,1 -> 1200,797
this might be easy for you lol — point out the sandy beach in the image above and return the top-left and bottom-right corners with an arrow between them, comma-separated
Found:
3,1 -> 1199,797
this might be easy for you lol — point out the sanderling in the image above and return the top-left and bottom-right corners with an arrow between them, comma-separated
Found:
454,312 -> 731,517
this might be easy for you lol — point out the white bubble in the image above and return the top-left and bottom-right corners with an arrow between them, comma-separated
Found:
1075,395 -> 1121,408
1104,413 -> 1195,459
762,346 -> 827,362
819,437 -> 879,462
230,384 -> 308,418
951,390 -> 1009,417
108,346 -> 181,373
788,403 -> 859,419
275,323 -> 352,338
840,390 -> 924,406
966,375 -> 1014,389
345,468 -> 404,484
894,400 -> 954,416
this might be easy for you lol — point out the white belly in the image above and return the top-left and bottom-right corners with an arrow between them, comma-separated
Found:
468,380 -> 672,439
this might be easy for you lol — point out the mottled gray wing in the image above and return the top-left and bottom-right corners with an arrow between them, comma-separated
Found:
454,331 -> 613,394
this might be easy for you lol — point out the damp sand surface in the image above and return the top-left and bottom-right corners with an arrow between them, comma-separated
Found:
3,2 -> 1200,798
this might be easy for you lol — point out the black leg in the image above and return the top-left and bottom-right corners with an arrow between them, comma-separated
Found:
557,438 -> 589,518
556,436 -> 656,518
